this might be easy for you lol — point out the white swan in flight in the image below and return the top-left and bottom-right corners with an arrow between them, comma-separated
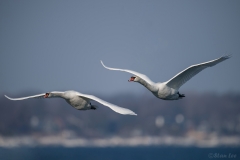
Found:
101,55 -> 230,100
5,90 -> 137,115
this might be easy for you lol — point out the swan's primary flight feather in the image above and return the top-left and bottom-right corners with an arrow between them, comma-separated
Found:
76,92 -> 136,115
165,55 -> 231,89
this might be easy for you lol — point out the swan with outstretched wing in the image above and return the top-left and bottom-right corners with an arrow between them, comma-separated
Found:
101,55 -> 230,100
5,90 -> 137,115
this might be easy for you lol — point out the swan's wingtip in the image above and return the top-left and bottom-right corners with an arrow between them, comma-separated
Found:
100,60 -> 107,68
129,112 -> 137,116
226,54 -> 232,59
121,110 -> 137,116
222,54 -> 232,59
4,95 -> 11,100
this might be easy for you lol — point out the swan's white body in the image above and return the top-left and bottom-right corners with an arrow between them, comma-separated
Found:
101,55 -> 230,100
5,90 -> 137,115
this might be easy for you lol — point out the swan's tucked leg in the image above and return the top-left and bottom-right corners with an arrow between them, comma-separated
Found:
90,103 -> 97,110
177,92 -> 185,98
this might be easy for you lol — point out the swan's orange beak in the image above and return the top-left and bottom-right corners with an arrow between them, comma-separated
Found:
128,76 -> 135,82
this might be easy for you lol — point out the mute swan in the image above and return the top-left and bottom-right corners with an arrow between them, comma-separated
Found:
101,55 -> 230,100
5,90 -> 137,115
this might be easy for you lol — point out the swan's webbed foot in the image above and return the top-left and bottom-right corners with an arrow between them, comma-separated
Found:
90,103 -> 97,110
91,106 -> 97,110
177,92 -> 185,98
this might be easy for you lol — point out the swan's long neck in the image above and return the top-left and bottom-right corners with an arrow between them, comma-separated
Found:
137,79 -> 158,92
50,91 -> 65,98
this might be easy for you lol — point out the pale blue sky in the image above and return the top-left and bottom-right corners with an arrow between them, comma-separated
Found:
1,0 -> 239,96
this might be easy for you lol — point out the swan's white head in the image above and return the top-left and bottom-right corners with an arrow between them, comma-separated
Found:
128,76 -> 140,82
44,91 -> 64,98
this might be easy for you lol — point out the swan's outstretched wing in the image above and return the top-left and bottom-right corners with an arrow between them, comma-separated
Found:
166,55 -> 231,90
5,93 -> 45,100
101,61 -> 154,85
76,92 -> 137,116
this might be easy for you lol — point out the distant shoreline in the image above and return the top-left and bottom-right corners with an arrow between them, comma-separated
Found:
1,135 -> 240,148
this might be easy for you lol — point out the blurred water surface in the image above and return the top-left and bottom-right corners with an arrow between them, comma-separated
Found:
0,147 -> 239,160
